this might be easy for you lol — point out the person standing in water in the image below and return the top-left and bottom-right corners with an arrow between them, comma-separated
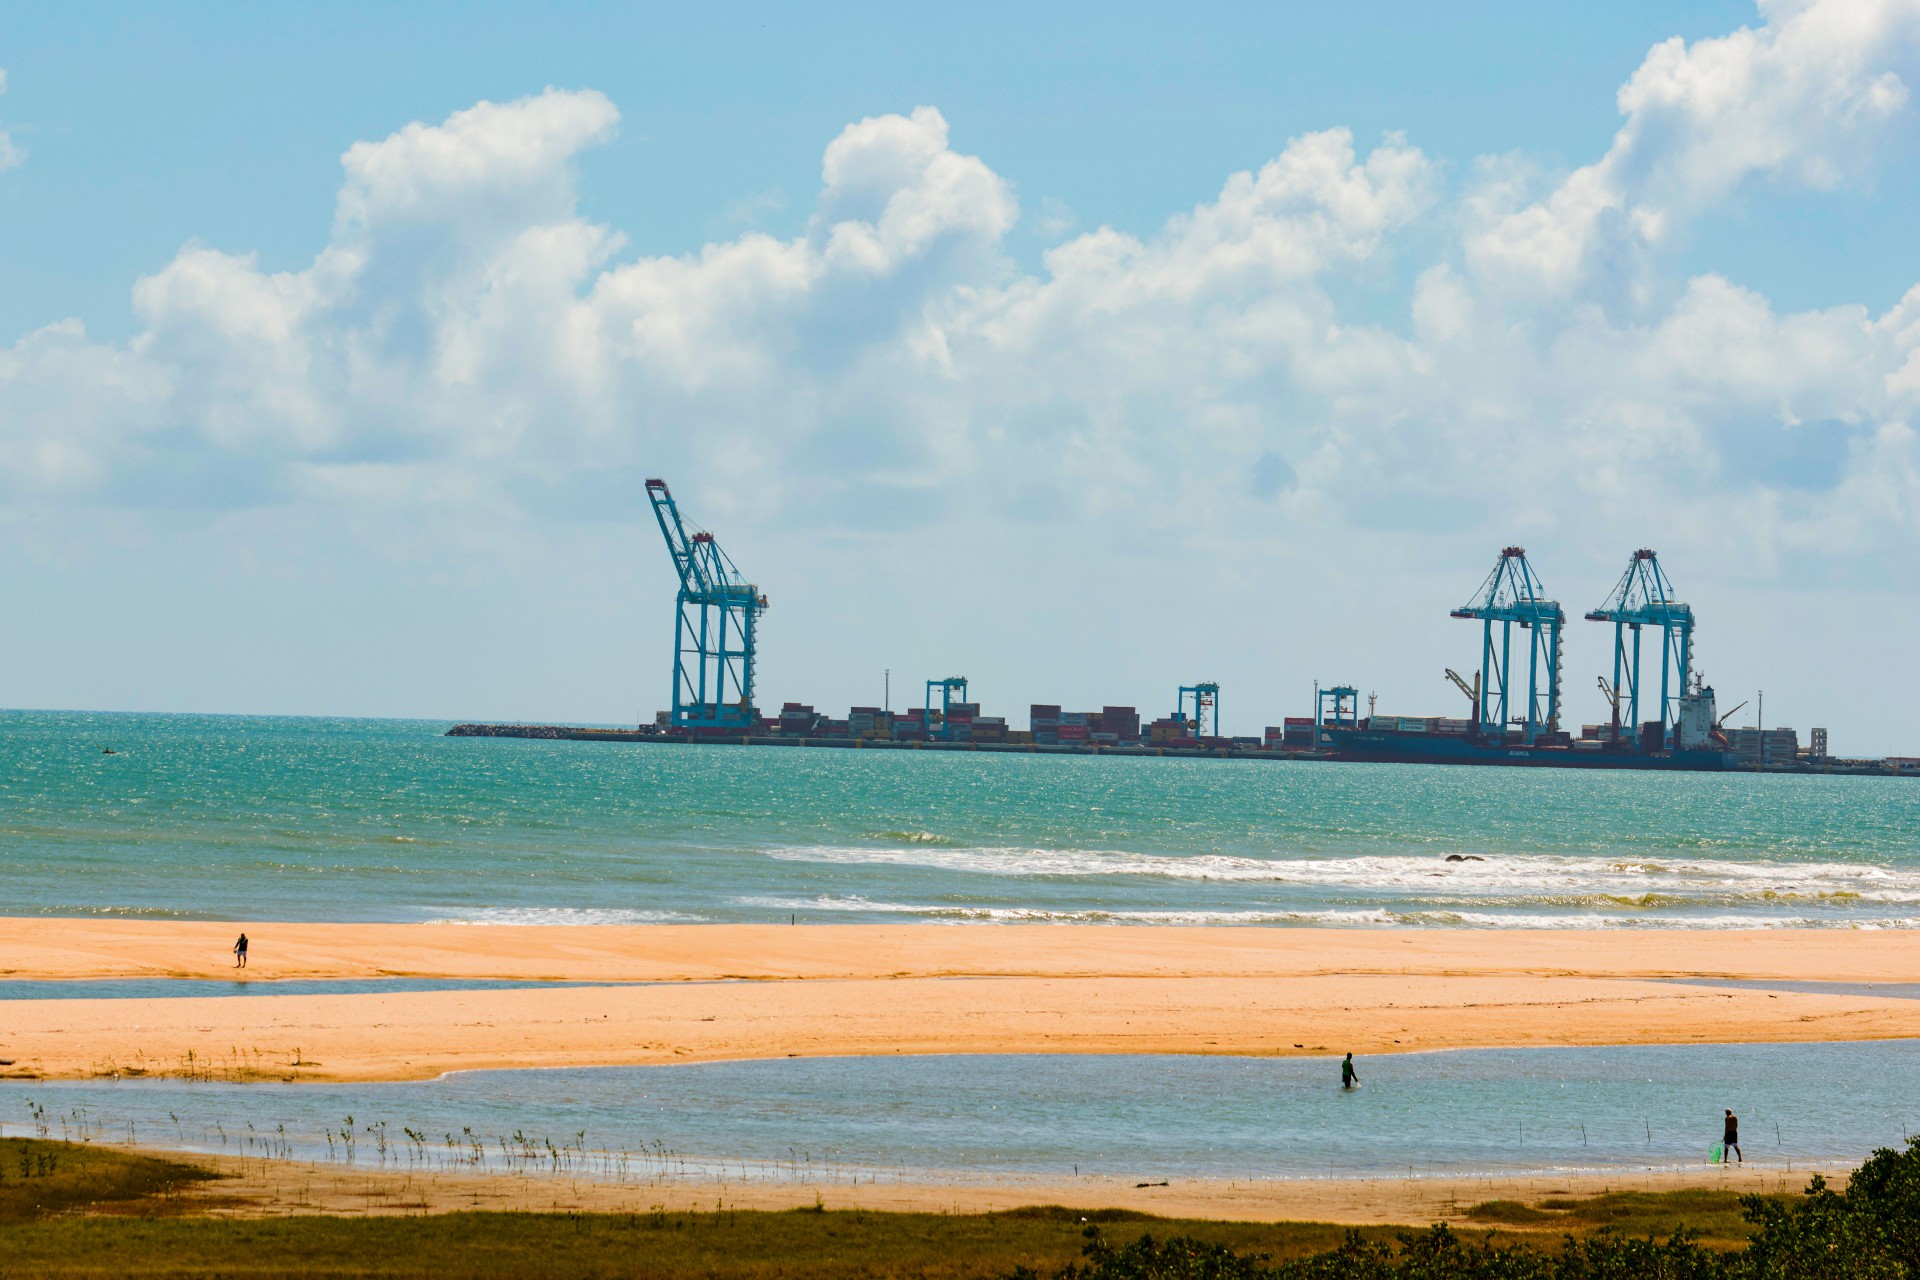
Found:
1341,1052 -> 1358,1089
1722,1109 -> 1741,1163
233,932 -> 248,969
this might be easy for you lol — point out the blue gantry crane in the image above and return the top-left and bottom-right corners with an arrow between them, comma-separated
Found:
1317,685 -> 1358,738
1451,547 -> 1564,743
1586,549 -> 1693,750
645,478 -> 767,731
925,676 -> 968,741
1176,682 -> 1220,737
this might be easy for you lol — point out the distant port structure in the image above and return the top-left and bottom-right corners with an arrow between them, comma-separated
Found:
451,480 -> 1907,776
645,477 -> 766,732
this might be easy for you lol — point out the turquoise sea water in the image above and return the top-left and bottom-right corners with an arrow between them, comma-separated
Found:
5,709 -> 1920,927
6,1044 -> 1915,1181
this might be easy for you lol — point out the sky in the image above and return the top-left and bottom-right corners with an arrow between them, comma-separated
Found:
4,0 -> 1920,754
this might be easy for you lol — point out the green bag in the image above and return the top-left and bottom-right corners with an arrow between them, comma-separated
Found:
1710,1143 -> 1725,1164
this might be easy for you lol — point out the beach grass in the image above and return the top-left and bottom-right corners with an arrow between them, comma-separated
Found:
1467,1187 -> 1776,1244
0,1138 -> 1806,1277
1,1205 -> 1380,1279
0,1137 -> 216,1222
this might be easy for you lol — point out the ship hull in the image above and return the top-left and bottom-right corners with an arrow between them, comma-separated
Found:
1322,726 -> 1731,771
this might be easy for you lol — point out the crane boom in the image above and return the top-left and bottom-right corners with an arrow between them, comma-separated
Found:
1444,668 -> 1479,716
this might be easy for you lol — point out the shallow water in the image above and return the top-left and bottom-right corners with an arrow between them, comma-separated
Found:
5,710 -> 1920,928
6,1043 -> 1916,1182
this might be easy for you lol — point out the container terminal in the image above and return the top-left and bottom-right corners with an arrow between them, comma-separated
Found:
449,480 -> 1913,777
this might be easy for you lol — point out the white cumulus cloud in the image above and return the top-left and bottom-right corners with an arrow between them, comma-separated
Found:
3,1 -> 1920,606
1467,0 -> 1920,301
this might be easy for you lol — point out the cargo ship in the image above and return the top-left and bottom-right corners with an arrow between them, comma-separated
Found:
1319,672 -> 1735,771
1319,726 -> 1732,771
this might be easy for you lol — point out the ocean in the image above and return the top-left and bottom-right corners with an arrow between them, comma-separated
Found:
4,709 -> 1919,927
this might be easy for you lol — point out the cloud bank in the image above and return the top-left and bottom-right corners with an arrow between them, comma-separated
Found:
5,0 -> 1920,604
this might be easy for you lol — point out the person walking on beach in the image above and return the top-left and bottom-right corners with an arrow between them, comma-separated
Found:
233,932 -> 248,969
1723,1109 -> 1742,1163
1341,1052 -> 1358,1089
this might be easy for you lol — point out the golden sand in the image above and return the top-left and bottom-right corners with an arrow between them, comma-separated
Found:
2,921 -> 1916,1083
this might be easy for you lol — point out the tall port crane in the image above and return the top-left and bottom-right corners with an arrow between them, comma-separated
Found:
1585,549 -> 1692,750
1177,682 -> 1220,737
1451,547 -> 1564,744
925,676 -> 968,741
645,478 -> 767,731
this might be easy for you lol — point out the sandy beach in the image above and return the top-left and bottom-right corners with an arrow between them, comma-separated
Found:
2,921 -> 1918,1082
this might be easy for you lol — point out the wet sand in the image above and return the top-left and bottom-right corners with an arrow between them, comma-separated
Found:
169,1147 -> 1816,1225
2,921 -> 1918,1082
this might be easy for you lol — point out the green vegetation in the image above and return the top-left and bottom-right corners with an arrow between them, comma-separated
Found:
9,1136 -> 1920,1278
0,1137 -> 213,1221
1464,1188 -> 1768,1243
1464,1198 -> 1556,1224
1009,1138 -> 1920,1278
0,1203 -> 1378,1279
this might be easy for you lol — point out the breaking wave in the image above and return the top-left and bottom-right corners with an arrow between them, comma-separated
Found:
760,845 -> 1920,904
734,893 -> 1920,929
420,907 -> 704,926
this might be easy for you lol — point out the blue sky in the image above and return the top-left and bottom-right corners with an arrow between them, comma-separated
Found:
5,1 -> 1920,750
10,0 -> 1915,336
